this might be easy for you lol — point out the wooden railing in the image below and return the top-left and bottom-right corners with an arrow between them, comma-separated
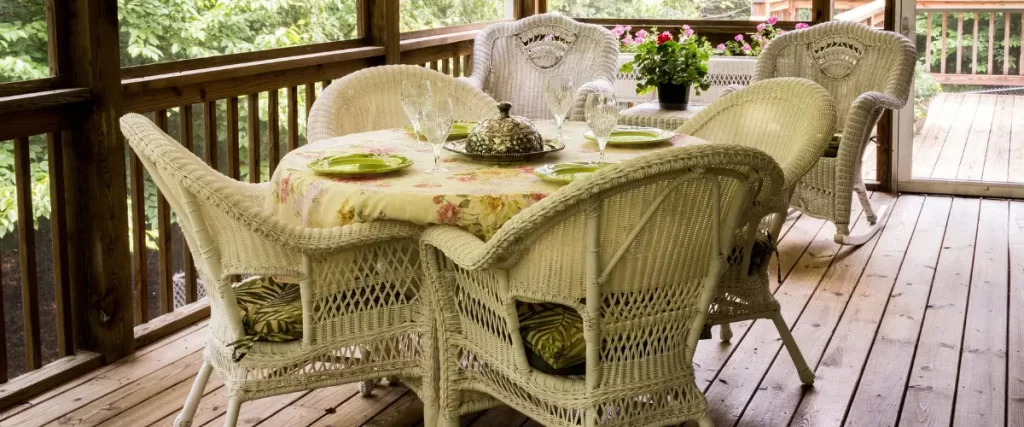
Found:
835,0 -> 887,27
919,8 -> 1024,85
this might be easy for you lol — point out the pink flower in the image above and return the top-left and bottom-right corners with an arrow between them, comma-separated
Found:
734,34 -> 744,42
544,34 -> 554,41
635,29 -> 648,40
622,34 -> 634,44
656,31 -> 673,45
757,23 -> 766,32
742,43 -> 752,53
683,25 -> 694,37
633,37 -> 643,45
611,25 -> 625,36
795,22 -> 810,29
753,34 -> 762,41
716,43 -> 726,51
767,16 -> 779,25
437,202 -> 462,224
624,25 -> 632,32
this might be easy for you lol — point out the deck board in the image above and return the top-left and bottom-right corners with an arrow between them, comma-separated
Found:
1,194 -> 1021,427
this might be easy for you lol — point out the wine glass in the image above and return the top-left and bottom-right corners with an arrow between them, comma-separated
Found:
544,75 -> 576,142
419,97 -> 454,174
401,80 -> 433,140
585,93 -> 620,164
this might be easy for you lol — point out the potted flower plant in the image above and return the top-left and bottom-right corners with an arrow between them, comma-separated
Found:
619,27 -> 711,111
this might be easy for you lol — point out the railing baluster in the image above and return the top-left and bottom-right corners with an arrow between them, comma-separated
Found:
227,97 -> 240,180
941,12 -> 948,73
153,110 -> 174,314
442,57 -> 451,76
971,13 -> 977,74
269,90 -> 281,174
305,83 -> 316,117
1004,13 -> 1011,75
128,135 -> 149,324
925,13 -> 933,72
0,219 -> 6,381
204,100 -> 218,170
956,13 -> 963,74
288,86 -> 299,150
14,136 -> 42,369
178,105 -> 198,304
987,13 -> 995,75
453,55 -> 463,77
1021,14 -> 1024,75
466,54 -> 473,76
47,131 -> 73,357
248,94 -> 261,184
322,80 -> 331,89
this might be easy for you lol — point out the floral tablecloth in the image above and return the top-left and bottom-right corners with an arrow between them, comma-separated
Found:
264,121 -> 707,240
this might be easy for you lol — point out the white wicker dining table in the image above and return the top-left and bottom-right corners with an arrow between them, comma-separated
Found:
263,121 -> 709,240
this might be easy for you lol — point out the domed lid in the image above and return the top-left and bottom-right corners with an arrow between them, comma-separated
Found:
472,102 -> 540,139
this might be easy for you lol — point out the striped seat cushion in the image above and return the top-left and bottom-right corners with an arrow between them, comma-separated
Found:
517,302 -> 586,375
228,276 -> 304,361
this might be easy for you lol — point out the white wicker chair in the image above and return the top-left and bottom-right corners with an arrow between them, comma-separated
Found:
422,144 -> 785,427
677,78 -> 837,385
751,21 -> 916,245
461,13 -> 619,121
307,64 -> 500,143
120,114 -> 433,427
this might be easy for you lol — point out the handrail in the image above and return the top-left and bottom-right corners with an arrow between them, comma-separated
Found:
834,0 -> 885,24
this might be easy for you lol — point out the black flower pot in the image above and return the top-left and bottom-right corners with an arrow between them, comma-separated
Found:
657,83 -> 691,111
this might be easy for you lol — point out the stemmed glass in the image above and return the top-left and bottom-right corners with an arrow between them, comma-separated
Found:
543,75 -> 576,142
585,93 -> 620,164
401,80 -> 433,140
419,97 -> 454,174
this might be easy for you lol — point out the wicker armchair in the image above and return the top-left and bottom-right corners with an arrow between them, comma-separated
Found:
120,114 -> 432,427
751,21 -> 916,245
677,78 -> 837,385
307,64 -> 500,143
422,144 -> 784,427
461,13 -> 619,121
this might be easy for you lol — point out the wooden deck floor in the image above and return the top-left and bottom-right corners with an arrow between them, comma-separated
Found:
1,194 -> 1022,427
912,93 -> 1024,183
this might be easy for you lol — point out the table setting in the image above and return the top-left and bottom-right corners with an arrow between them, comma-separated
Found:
264,76 -> 709,240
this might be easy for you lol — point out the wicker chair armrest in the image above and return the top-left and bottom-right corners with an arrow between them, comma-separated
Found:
421,225 -> 493,270
720,84 -> 745,96
457,75 -> 484,90
569,78 -> 614,121
833,91 -> 900,195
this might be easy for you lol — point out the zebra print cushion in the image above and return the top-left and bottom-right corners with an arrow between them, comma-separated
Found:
228,276 -> 304,361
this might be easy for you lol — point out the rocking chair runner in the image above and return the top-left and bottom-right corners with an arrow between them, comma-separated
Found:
751,21 -> 916,245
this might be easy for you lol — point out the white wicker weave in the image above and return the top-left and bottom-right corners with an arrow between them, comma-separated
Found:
307,65 -> 500,143
119,114 -> 433,427
461,13 -> 619,121
422,144 -> 785,427
752,21 -> 916,245
677,78 -> 838,385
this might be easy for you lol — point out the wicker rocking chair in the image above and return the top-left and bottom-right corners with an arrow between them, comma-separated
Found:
307,65 -> 499,143
677,78 -> 837,385
120,114 -> 432,427
460,13 -> 619,121
422,144 -> 784,427
751,21 -> 916,245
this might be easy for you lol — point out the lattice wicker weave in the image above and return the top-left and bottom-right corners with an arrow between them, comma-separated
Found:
119,114 -> 432,427
461,13 -> 619,121
677,78 -> 837,385
753,21 -> 916,243
307,64 -> 500,143
422,144 -> 785,427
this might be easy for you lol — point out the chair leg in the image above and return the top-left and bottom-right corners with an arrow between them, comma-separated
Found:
437,415 -> 461,427
696,414 -> 715,427
223,396 -> 242,427
720,324 -> 733,342
174,360 -> 213,427
771,312 -> 815,385
834,196 -> 891,246
855,183 -> 876,223
360,379 -> 377,397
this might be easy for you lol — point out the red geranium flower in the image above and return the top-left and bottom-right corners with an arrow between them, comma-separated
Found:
656,31 -> 673,45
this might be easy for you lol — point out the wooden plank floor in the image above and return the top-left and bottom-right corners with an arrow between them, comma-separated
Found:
912,93 -> 1024,183
2,194 -> 1022,427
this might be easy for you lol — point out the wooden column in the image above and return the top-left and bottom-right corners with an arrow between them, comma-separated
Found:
515,0 -> 538,19
66,0 -> 134,362
812,0 -> 833,23
361,0 -> 400,64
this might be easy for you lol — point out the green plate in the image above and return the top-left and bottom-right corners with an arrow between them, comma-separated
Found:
534,162 -> 611,184
404,121 -> 476,139
307,153 -> 413,176
583,126 -> 676,145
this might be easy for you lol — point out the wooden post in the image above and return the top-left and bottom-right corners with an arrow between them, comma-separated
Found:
811,0 -> 832,23
66,0 -> 134,362
515,0 -> 538,18
361,0 -> 400,64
